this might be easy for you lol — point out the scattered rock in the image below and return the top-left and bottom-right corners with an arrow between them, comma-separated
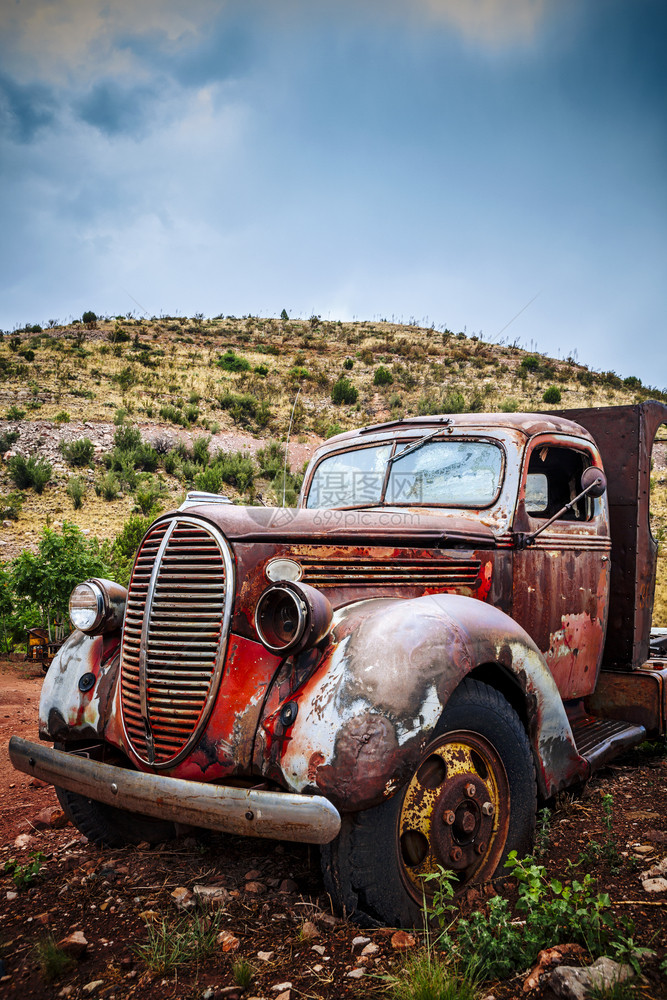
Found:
548,957 -> 633,1000
6,891 -> 17,902
351,935 -> 371,952
35,912 -> 50,926
193,884 -> 231,909
272,983 -> 293,993
300,920 -> 319,940
347,967 -> 365,979
642,877 -> 667,893
314,911 -> 340,929
391,930 -> 416,951
29,777 -> 50,789
245,880 -> 266,894
82,982 -> 104,995
311,944 -> 326,956
640,856 -> 667,879
216,929 -> 240,953
257,950 -> 275,962
171,886 -> 194,910
361,942 -> 380,957
275,992 -> 291,1000
523,944 -> 587,991
13,833 -> 36,850
57,930 -> 88,959
32,806 -> 67,830
279,878 -> 298,893
245,868 -> 262,879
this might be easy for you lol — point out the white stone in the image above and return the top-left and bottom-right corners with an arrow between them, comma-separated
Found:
642,877 -> 667,893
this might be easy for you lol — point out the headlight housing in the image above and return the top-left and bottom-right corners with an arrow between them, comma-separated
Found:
69,578 -> 127,635
255,581 -> 333,656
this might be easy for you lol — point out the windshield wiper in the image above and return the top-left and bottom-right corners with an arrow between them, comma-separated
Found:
386,422 -> 450,469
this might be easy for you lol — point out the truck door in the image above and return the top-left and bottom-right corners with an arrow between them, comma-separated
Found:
512,436 -> 611,700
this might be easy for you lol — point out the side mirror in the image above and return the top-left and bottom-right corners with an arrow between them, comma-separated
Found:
581,466 -> 607,498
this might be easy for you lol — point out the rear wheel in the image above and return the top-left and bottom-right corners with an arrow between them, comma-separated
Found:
321,678 -> 536,927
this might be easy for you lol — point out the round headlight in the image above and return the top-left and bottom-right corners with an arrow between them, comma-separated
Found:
255,585 -> 307,654
69,582 -> 105,633
255,581 -> 333,656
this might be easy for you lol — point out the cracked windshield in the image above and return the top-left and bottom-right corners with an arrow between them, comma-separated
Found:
306,440 -> 503,508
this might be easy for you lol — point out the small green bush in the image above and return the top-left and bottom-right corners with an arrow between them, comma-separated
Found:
66,476 -> 85,510
442,390 -> 467,414
54,411 -> 70,423
0,429 -> 19,453
374,365 -> 394,386
0,491 -> 23,520
331,376 -> 358,405
82,310 -> 97,324
218,349 -> 251,372
5,405 -> 25,420
134,476 -> 167,517
98,471 -> 120,501
61,437 -> 95,467
160,404 -> 187,427
8,454 -> 52,493
543,386 -> 562,404
343,357 -> 354,370
254,363 -> 269,377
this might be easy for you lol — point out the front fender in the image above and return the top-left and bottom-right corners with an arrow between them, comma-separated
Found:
274,594 -> 586,810
39,629 -> 121,742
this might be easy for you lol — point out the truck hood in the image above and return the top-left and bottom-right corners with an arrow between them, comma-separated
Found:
174,503 -> 497,549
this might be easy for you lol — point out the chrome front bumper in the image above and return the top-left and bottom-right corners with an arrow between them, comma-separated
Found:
9,737 -> 341,845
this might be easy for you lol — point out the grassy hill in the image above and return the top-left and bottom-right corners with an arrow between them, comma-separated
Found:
1,313 -> 665,624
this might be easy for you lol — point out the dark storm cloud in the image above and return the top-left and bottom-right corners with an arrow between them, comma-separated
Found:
76,80 -> 160,137
0,72 -> 56,143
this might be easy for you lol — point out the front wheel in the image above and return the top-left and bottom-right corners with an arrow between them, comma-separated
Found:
321,678 -> 537,927
54,742 -> 176,848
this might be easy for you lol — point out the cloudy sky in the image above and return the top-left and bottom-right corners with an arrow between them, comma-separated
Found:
1,0 -> 665,386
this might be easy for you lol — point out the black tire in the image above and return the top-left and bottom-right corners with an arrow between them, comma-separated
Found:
55,785 -> 176,847
321,678 -> 537,927
54,742 -> 176,848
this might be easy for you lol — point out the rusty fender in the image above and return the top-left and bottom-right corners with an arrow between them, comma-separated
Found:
273,594 -> 588,811
39,630 -> 121,743
9,736 -> 341,845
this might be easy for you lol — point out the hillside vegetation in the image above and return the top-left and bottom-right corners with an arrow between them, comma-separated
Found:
0,313 -> 665,626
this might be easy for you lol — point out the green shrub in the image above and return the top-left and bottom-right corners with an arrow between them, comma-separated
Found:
519,354 -> 542,374
114,425 -> 142,453
343,357 -> 354,370
374,365 -> 393,386
164,451 -> 180,475
8,454 -> 52,493
442,390 -> 466,414
98,471 -> 120,501
61,437 -> 95,467
217,391 -> 271,429
0,429 -> 19,453
160,404 -> 187,427
19,348 -> 35,362
576,369 -> 594,387
5,405 -> 25,420
134,476 -> 167,517
82,310 -> 97,324
543,386 -> 562,404
217,349 -> 251,372
184,404 -> 199,424
331,376 -> 358,405
54,411 -> 70,423
500,398 -> 519,412
0,491 -> 23,520
192,436 -> 211,466
66,476 -> 85,510
110,515 -> 152,585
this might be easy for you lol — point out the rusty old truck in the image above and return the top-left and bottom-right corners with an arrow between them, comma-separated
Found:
9,401 -> 667,926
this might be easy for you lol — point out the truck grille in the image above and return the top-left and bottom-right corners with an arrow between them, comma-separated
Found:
120,517 -> 234,768
301,557 -> 481,588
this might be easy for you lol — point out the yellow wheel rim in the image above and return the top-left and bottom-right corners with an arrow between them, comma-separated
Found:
398,729 -> 510,899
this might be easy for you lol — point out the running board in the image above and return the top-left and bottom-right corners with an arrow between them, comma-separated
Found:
571,715 -> 646,771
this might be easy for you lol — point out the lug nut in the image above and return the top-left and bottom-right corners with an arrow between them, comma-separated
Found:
481,801 -> 494,816
461,812 -> 476,834
475,841 -> 486,855
443,810 -> 455,825
450,847 -> 462,862
465,783 -> 476,798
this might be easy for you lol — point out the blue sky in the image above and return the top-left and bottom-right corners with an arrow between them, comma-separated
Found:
1,0 -> 665,387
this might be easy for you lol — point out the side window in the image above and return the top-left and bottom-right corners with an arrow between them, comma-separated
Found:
525,446 -> 592,521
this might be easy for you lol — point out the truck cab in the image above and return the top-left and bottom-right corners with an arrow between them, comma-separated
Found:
10,402 -> 667,928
